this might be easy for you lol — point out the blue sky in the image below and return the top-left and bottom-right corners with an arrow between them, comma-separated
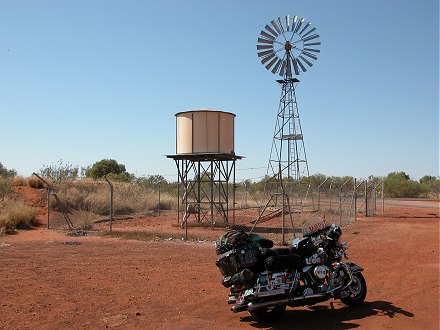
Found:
0,0 -> 438,181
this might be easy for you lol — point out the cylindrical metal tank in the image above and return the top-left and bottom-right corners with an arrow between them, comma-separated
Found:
176,109 -> 235,155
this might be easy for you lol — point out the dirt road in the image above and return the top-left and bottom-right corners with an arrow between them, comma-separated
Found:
0,193 -> 438,329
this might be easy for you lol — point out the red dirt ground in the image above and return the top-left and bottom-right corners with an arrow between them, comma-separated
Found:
0,186 -> 439,329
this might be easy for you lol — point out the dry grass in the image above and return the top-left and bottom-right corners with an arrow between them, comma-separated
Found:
50,180 -> 174,216
0,200 -> 38,234
72,209 -> 95,230
13,176 -> 27,186
0,178 -> 12,199
28,176 -> 45,189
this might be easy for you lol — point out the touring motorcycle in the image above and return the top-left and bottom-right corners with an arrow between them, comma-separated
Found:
215,217 -> 367,323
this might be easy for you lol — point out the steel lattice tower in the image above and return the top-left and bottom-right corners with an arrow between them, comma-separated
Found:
267,77 -> 309,188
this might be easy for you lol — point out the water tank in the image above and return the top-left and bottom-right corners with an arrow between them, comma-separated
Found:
176,109 -> 235,155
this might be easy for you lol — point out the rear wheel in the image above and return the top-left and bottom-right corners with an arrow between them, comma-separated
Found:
340,272 -> 367,306
249,304 -> 286,323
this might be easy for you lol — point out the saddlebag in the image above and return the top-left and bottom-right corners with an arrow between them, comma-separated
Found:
221,268 -> 257,289
216,242 -> 261,276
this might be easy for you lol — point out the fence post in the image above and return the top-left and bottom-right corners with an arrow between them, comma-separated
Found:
365,180 -> 368,217
381,181 -> 385,214
339,179 -> 351,225
329,180 -> 334,213
354,178 -> 357,222
104,176 -> 114,232
317,177 -> 329,212
32,173 -> 51,229
373,180 -> 384,216
158,183 -> 161,216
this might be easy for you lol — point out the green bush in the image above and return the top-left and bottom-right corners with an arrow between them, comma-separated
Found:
0,178 -> 12,199
0,162 -> 16,178
85,159 -> 132,181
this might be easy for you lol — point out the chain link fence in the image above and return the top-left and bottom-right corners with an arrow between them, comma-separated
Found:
34,175 -> 384,243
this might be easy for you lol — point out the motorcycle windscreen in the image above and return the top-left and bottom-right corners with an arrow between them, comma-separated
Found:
301,216 -> 326,236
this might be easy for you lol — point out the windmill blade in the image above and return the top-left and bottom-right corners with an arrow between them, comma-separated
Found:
303,34 -> 320,42
265,57 -> 278,70
271,59 -> 282,74
299,22 -> 311,35
277,17 -> 285,33
299,55 -> 313,67
258,49 -> 274,57
260,30 -> 275,40
257,44 -> 273,50
271,20 -> 281,34
302,50 -> 318,60
292,58 -> 300,75
291,16 -> 298,32
301,27 -> 316,38
297,57 -> 307,72
294,18 -> 305,33
280,60 -> 287,76
258,38 -> 274,45
265,24 -> 278,38
257,15 -> 320,76
304,47 -> 320,53
304,42 -> 321,46
261,52 -> 276,64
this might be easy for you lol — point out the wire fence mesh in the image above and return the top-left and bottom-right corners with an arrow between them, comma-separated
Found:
37,176 -> 384,243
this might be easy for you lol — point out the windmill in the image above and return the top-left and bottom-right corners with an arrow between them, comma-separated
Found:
257,15 -> 320,212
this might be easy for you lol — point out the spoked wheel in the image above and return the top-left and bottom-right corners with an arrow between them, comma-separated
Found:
249,304 -> 286,323
340,272 -> 367,306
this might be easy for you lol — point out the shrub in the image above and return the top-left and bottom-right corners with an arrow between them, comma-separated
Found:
13,176 -> 26,186
28,176 -> 46,189
0,178 -> 12,199
0,201 -> 38,234
40,160 -> 79,182
85,159 -> 130,180
0,163 -> 16,178
73,210 -> 95,230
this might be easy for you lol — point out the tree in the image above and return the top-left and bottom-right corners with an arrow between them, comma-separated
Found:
0,162 -> 17,178
419,175 -> 440,198
85,159 -> 130,180
384,171 -> 423,198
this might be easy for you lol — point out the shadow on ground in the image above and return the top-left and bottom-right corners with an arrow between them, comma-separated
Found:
240,300 -> 414,329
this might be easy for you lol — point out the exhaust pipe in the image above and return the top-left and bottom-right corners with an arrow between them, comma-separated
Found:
231,304 -> 248,313
247,293 -> 328,311
247,298 -> 290,311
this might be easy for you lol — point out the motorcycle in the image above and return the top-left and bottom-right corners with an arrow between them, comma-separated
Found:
215,217 -> 367,323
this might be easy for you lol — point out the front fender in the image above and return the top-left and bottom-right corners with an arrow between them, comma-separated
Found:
344,262 -> 364,273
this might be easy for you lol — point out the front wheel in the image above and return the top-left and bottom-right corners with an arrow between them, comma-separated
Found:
340,272 -> 367,306
249,304 -> 286,323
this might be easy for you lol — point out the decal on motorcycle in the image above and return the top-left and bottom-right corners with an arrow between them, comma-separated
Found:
255,288 -> 285,297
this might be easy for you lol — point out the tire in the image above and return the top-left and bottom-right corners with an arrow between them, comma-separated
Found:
340,272 -> 367,307
249,304 -> 286,323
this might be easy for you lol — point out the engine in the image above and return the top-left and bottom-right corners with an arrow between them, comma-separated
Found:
304,247 -> 327,265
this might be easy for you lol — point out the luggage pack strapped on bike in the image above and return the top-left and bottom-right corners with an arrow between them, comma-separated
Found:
216,229 -> 250,255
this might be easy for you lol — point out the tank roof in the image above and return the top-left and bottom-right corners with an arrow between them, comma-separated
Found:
175,109 -> 236,117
